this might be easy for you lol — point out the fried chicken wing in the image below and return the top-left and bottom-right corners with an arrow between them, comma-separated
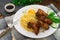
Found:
36,9 -> 48,18
44,18 -> 52,25
27,22 -> 40,35
32,23 -> 40,35
38,16 -> 52,25
38,20 -> 49,30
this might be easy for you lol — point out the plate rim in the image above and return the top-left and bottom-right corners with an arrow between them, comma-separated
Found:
13,5 -> 59,38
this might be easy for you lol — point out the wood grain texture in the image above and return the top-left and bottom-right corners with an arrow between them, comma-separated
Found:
39,0 -> 60,10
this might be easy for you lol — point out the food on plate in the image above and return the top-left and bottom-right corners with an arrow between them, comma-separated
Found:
38,16 -> 52,25
20,9 -> 59,35
37,20 -> 49,30
28,9 -> 36,14
36,9 -> 48,18
28,22 -> 40,35
20,9 -> 37,32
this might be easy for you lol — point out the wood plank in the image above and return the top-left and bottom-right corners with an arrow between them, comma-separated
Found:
39,0 -> 60,10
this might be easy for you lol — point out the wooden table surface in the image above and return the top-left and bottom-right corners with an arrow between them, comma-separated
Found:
39,0 -> 60,11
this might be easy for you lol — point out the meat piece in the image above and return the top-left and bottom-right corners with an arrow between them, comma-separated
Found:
27,22 -> 33,28
38,20 -> 49,30
36,9 -> 42,18
32,23 -> 40,35
44,18 -> 52,25
27,22 -> 40,35
38,16 -> 45,21
36,9 -> 48,18
37,20 -> 41,28
38,16 -> 52,25
43,23 -> 49,30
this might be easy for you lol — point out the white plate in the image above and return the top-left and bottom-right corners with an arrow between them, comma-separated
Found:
13,5 -> 59,38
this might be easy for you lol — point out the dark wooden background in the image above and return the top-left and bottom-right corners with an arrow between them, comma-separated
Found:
0,0 -> 60,16
39,0 -> 60,10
